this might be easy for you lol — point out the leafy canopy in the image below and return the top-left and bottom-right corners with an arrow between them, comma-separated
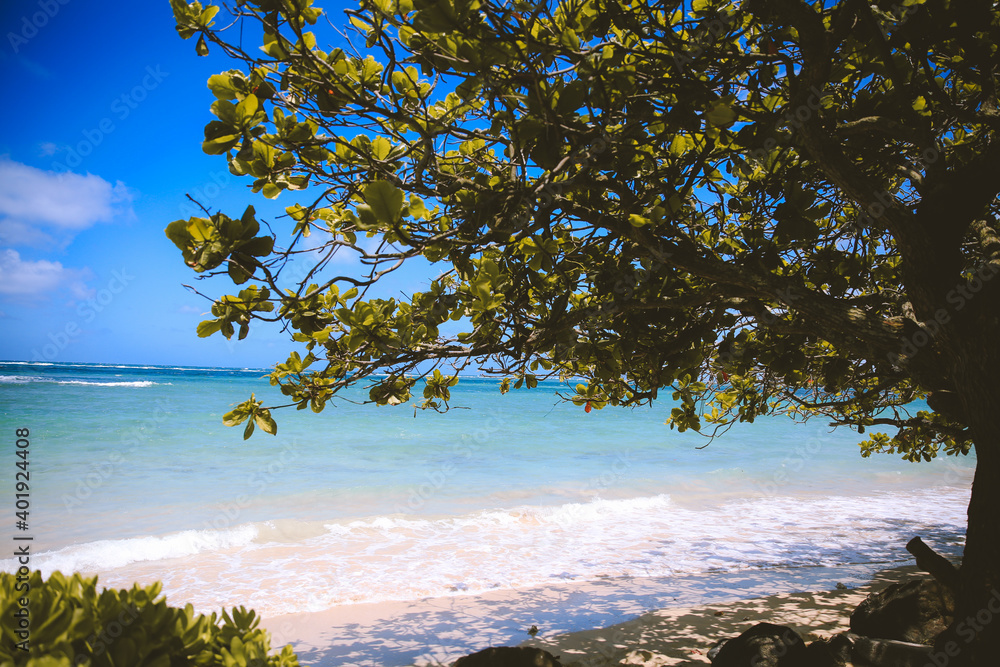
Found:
167,0 -> 1000,460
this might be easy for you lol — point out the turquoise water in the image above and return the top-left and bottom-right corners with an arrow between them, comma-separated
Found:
0,361 -> 974,616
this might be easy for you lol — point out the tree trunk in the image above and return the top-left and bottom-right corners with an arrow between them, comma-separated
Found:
933,422 -> 1000,664
908,535 -> 960,592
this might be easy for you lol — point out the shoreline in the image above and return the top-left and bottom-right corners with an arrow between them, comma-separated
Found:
260,562 -> 923,666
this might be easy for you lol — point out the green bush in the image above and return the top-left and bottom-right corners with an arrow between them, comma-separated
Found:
0,570 -> 303,666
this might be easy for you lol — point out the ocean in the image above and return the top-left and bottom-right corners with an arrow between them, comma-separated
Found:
0,361 -> 974,618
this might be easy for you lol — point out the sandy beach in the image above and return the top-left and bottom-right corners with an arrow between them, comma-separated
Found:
261,563 -> 924,666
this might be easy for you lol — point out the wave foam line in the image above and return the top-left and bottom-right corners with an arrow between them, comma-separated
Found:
0,525 -> 259,575
0,375 -> 166,387
2,489 -> 970,617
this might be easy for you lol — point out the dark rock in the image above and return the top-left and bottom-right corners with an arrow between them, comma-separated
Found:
804,633 -> 854,666
706,639 -> 727,661
453,647 -> 562,667
711,623 -> 808,666
849,634 -> 933,667
850,579 -> 954,644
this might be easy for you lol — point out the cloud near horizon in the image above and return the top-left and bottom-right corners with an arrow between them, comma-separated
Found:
0,249 -> 94,300
0,157 -> 134,248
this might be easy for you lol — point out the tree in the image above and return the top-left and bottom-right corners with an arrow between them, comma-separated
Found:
166,0 -> 1000,661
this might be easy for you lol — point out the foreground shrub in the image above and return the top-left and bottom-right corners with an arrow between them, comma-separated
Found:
0,570 -> 302,666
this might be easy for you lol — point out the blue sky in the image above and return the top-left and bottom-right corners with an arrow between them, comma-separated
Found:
0,0 -> 433,368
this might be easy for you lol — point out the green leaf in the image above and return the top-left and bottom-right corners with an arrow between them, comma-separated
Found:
354,204 -> 379,229
222,407 -> 248,427
199,5 -> 220,27
110,637 -> 138,666
228,258 -> 252,284
298,31 -> 317,51
202,133 -> 241,155
262,31 -> 289,59
371,136 -> 392,160
254,409 -> 277,435
412,2 -> 458,32
196,34 -> 209,56
239,204 -> 259,237
165,219 -> 193,249
239,236 -> 274,256
236,94 -> 260,126
363,180 -> 404,224
197,319 -> 222,337
704,100 -> 737,128
207,72 -> 243,100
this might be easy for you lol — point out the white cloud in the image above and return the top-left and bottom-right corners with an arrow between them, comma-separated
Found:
0,158 -> 134,247
0,249 -> 93,298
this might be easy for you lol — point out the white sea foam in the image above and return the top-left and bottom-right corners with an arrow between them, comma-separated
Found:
0,375 -> 167,387
13,487 -> 967,616
0,361 -> 265,372
4,525 -> 258,574
0,375 -> 42,383
55,380 -> 167,387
